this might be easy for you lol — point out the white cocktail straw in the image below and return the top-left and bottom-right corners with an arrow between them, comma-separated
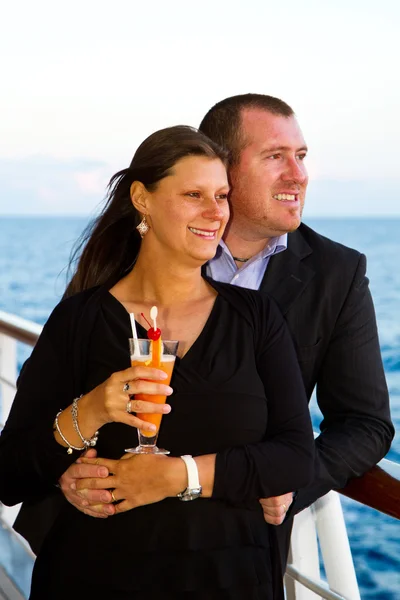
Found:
129,313 -> 141,356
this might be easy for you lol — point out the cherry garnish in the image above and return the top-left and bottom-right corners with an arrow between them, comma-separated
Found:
148,327 -> 161,341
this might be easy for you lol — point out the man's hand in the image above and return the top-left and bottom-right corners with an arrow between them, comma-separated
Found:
259,492 -> 294,525
59,449 -> 116,518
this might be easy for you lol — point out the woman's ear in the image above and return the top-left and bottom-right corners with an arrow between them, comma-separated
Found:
130,181 -> 148,213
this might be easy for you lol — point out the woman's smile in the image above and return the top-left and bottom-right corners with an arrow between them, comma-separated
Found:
188,226 -> 219,240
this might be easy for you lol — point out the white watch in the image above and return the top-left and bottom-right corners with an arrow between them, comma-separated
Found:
177,455 -> 202,501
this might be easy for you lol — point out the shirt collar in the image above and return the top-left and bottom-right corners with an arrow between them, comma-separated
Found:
218,234 -> 288,262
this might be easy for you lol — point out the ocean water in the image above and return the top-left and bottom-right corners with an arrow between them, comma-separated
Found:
0,216 -> 399,598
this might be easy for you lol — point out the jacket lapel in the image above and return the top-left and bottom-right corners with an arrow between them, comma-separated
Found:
260,226 -> 314,315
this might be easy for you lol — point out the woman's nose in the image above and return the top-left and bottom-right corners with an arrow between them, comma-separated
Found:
202,200 -> 225,220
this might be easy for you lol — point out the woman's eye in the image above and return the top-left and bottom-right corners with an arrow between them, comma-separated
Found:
216,194 -> 228,200
186,192 -> 200,198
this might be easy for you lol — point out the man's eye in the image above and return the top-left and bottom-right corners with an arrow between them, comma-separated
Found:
297,153 -> 307,161
186,192 -> 200,198
267,154 -> 280,160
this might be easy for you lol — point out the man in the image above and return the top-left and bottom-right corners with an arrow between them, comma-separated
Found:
199,94 -> 393,563
14,94 -> 394,569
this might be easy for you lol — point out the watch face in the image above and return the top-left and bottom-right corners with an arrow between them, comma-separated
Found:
178,487 -> 202,501
188,488 -> 202,500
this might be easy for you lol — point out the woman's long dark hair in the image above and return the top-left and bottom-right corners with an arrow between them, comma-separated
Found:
64,126 -> 228,298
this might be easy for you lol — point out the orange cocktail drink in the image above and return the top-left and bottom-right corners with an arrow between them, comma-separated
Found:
131,354 -> 175,436
126,338 -> 178,455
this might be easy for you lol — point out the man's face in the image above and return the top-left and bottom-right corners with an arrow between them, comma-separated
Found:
227,109 -> 308,241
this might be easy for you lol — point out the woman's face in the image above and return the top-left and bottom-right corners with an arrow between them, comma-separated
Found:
143,156 -> 230,265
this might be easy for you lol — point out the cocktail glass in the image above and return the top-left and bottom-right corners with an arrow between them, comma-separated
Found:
125,338 -> 178,454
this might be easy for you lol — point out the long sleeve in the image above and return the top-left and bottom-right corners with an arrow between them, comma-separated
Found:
212,293 -> 315,505
0,302 -> 85,506
292,254 -> 394,514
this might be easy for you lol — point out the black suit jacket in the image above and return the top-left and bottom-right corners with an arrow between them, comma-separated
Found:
12,222 -> 394,561
262,223 -> 394,568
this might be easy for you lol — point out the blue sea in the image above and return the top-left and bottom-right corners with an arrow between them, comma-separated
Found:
0,216 -> 399,599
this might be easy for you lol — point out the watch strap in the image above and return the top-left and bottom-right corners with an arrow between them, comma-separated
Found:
180,455 -> 200,489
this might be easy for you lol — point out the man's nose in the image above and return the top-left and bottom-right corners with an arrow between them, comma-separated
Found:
283,158 -> 308,184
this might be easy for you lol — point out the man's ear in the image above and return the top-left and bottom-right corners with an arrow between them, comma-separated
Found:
130,181 -> 148,213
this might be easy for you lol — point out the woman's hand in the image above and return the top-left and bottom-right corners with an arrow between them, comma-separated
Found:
81,365 -> 173,433
76,454 -> 186,513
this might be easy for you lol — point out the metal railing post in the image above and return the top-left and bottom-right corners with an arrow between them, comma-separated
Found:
0,333 -> 17,425
0,333 -> 21,530
285,506 -> 322,599
313,492 -> 360,600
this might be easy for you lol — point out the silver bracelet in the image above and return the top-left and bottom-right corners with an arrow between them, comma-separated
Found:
54,410 -> 85,454
71,396 -> 99,448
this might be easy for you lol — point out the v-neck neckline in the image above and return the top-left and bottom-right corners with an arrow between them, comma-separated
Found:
105,291 -> 221,362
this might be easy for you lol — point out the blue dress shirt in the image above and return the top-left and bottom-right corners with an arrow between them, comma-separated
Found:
206,235 -> 287,290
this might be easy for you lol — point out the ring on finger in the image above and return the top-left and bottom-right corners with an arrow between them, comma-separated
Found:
282,503 -> 287,512
123,383 -> 130,393
126,400 -> 133,414
111,490 -> 117,503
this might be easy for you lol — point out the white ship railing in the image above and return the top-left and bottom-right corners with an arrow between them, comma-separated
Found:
1,310 -> 399,600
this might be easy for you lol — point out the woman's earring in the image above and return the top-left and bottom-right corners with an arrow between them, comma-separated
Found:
136,215 -> 149,238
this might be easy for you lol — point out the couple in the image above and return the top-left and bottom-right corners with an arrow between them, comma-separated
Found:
0,94 -> 393,599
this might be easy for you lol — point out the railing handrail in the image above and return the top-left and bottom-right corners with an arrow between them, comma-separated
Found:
0,309 -> 399,520
0,310 -> 42,346
285,565 -> 348,600
340,458 -> 400,519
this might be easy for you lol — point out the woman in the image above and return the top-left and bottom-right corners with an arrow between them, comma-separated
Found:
0,126 -> 314,599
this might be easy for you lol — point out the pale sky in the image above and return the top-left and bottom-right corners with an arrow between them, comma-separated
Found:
1,0 -> 399,216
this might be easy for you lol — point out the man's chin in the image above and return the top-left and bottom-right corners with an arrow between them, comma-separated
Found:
268,216 -> 302,237
283,208 -> 303,233
286,219 -> 302,233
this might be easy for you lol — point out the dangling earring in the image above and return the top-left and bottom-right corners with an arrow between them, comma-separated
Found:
136,215 -> 149,238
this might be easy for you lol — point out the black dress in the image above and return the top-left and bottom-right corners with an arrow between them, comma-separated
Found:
1,282 -> 314,600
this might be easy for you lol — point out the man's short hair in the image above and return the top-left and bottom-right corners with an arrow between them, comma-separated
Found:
199,93 -> 294,164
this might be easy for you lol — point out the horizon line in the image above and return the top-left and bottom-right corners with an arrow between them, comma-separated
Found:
2,213 -> 400,220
